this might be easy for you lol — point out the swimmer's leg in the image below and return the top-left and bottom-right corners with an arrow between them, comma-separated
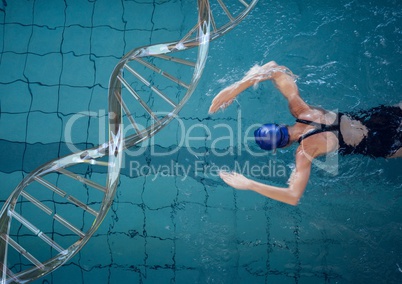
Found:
389,147 -> 402,158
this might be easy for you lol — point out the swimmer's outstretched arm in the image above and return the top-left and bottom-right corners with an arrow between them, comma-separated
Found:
209,61 -> 310,117
219,147 -> 313,205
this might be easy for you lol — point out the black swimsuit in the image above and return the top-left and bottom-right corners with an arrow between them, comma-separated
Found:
296,105 -> 402,158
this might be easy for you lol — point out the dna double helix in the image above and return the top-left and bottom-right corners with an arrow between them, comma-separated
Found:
0,1 -> 258,283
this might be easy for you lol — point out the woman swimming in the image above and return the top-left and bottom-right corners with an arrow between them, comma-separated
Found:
208,61 -> 402,206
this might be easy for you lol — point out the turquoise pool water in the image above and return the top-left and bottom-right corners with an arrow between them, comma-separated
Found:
1,0 -> 402,283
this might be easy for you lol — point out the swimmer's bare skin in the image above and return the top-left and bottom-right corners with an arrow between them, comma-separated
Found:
392,103 -> 402,158
209,61 -> 401,206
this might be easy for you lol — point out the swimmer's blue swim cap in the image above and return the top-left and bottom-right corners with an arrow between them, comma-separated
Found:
254,123 -> 290,151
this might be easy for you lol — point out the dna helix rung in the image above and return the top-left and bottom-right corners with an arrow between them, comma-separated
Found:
0,144 -> 120,283
0,0 -> 259,283
110,0 -> 259,149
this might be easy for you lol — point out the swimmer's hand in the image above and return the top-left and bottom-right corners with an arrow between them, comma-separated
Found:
219,171 -> 252,190
208,61 -> 282,114
208,85 -> 239,114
